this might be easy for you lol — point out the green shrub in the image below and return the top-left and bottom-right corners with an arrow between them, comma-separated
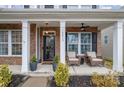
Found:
31,56 -> 37,63
91,72 -> 119,87
54,63 -> 69,87
0,64 -> 12,87
53,55 -> 60,64
104,58 -> 113,69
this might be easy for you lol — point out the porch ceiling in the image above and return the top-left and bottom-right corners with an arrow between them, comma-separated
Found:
0,10 -> 121,30
33,21 -> 114,30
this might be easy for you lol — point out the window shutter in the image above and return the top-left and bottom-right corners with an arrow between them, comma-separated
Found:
24,5 -> 30,8
92,32 -> 97,53
65,32 -> 67,54
62,5 -> 67,9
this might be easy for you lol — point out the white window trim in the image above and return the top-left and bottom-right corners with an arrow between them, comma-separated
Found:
0,30 -> 22,57
67,32 -> 92,54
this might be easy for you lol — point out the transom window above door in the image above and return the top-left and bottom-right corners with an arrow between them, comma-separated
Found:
67,32 -> 92,54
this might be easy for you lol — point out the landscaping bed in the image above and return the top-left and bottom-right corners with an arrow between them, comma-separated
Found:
48,75 -> 124,87
8,74 -> 29,87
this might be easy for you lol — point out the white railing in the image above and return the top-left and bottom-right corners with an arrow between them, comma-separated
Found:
0,5 -> 122,10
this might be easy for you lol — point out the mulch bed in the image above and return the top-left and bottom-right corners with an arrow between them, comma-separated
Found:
48,76 -> 124,87
8,74 -> 29,87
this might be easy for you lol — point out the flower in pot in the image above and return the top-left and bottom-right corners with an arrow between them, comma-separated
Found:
53,55 -> 60,72
30,56 -> 37,71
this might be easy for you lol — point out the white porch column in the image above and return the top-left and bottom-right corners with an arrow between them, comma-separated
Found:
21,20 -> 30,73
113,21 -> 123,72
60,21 -> 66,64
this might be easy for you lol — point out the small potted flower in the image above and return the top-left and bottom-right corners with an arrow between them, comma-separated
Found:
30,56 -> 37,71
53,55 -> 60,72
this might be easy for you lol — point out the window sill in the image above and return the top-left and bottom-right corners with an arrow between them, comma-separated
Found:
0,55 -> 22,57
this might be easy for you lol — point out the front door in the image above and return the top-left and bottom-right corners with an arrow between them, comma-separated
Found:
43,35 -> 55,61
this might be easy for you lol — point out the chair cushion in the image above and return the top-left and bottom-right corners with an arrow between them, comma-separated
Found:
67,52 -> 76,58
87,52 -> 96,58
69,58 -> 79,61
92,58 -> 103,62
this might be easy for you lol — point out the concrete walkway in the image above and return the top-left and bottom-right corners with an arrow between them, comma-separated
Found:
69,63 -> 113,75
21,76 -> 49,87
8,63 -> 112,76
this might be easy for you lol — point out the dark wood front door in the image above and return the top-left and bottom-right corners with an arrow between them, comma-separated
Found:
43,36 -> 55,61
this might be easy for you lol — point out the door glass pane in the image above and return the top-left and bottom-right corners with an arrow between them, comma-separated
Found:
43,36 -> 55,61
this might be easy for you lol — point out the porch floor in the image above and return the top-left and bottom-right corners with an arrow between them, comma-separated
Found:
8,63 -> 112,76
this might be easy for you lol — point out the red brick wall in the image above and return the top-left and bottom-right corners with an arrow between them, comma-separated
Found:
0,23 -> 36,65
0,24 -> 101,64
39,27 -> 101,61
0,57 -> 22,65
30,24 -> 36,59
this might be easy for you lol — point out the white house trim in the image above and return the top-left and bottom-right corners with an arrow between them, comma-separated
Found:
21,20 -> 30,73
60,21 -> 66,64
36,24 -> 38,59
0,18 -> 122,22
113,21 -> 123,72
8,31 -> 11,56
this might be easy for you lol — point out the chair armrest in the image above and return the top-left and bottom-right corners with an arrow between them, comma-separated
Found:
97,56 -> 103,59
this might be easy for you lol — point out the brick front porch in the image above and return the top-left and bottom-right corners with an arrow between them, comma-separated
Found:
8,63 -> 112,76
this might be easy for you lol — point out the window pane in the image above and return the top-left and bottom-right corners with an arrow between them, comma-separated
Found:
12,44 -> 22,55
0,44 -> 8,55
104,35 -> 108,44
81,33 -> 91,44
0,31 -> 8,42
24,5 -> 29,8
45,5 -> 54,8
12,31 -> 22,42
68,44 -> 78,53
81,45 -> 90,53
12,31 -> 22,55
0,31 -> 8,55
67,33 -> 78,43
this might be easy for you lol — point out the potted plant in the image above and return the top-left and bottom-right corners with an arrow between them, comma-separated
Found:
30,56 -> 37,71
53,55 -> 60,72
